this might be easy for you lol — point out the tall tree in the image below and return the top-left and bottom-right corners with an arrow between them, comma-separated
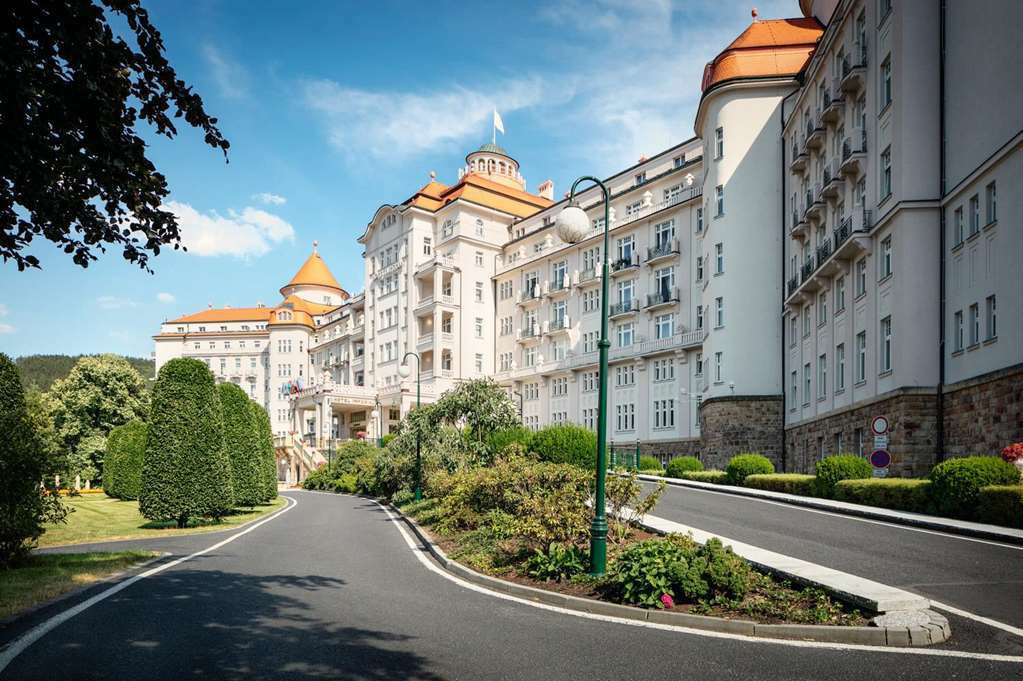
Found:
217,383 -> 262,507
49,355 -> 149,482
0,353 -> 67,566
141,358 -> 232,527
1,0 -> 230,271
249,401 -> 279,503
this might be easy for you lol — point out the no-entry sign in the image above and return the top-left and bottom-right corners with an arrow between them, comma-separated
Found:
871,415 -> 889,436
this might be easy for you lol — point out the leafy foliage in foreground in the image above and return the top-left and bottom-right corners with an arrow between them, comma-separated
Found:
102,420 -> 147,500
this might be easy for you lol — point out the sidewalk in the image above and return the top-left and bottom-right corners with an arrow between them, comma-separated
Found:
638,473 -> 1023,545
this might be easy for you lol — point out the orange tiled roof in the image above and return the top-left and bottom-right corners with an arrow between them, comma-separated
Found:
701,18 -> 823,93
284,251 -> 346,294
168,307 -> 273,324
406,172 -> 552,218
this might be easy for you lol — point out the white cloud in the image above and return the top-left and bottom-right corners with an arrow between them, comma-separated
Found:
252,192 -> 287,206
302,76 -> 560,160
201,45 -> 248,99
0,324 -> 13,335
164,201 -> 296,258
156,292 -> 176,304
97,296 -> 138,310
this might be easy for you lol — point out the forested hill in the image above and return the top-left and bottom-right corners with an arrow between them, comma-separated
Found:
15,354 -> 155,391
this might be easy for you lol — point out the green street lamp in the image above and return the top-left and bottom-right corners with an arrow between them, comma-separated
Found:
555,176 -> 612,576
398,352 -> 422,501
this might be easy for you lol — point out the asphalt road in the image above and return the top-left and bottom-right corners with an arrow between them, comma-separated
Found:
643,482 -> 1023,629
1,491 -> 1020,680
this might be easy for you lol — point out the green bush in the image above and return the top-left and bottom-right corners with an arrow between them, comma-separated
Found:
0,353 -> 67,566
217,384 -> 263,507
743,473 -> 816,496
485,426 -> 533,457
605,534 -> 754,608
814,454 -> 872,497
665,456 -> 704,478
638,455 -> 661,471
680,470 -> 728,484
103,420 -> 147,500
529,424 -> 596,468
832,478 -> 932,513
249,402 -> 278,503
929,456 -> 1020,518
525,543 -> 586,582
725,453 -> 774,485
303,440 -> 381,495
140,358 -> 233,527
976,485 -> 1023,529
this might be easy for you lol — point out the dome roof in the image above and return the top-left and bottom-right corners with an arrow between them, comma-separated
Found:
281,245 -> 347,295
475,142 -> 508,156
701,18 -> 823,93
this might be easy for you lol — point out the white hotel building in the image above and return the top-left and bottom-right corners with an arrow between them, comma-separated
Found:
155,0 -> 1022,478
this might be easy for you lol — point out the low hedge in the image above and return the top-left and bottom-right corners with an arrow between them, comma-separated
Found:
928,456 -> 1020,519
743,474 -> 817,496
529,424 -> 596,468
832,478 -> 932,514
638,455 -> 661,471
977,485 -> 1023,529
814,454 -> 872,497
725,453 -> 774,485
679,470 -> 728,484
665,456 -> 703,478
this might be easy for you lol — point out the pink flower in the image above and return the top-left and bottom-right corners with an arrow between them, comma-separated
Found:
660,593 -> 675,609
1001,443 -> 1023,463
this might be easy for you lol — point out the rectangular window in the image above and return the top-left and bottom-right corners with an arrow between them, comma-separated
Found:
715,185 -> 725,217
615,365 -> 636,387
714,352 -> 723,383
880,55 -> 892,108
653,219 -> 675,247
855,258 -> 867,297
653,399 -> 675,429
474,251 -> 484,267
818,354 -> 827,399
617,323 -> 635,347
475,281 -> 484,302
879,235 -> 892,279
615,403 -> 636,432
856,331 -> 867,383
423,237 -> 432,255
696,256 -> 704,281
818,291 -> 828,325
969,194 -> 980,235
803,363 -> 811,405
803,306 -> 811,337
968,303 -> 979,346
583,289 -> 599,313
653,358 -> 675,381
985,181 -> 997,225
835,275 -> 846,312
790,371 -> 798,408
986,295 -> 997,340
954,310 -> 964,351
655,313 -> 674,339
475,353 -> 483,372
696,304 -> 704,330
880,147 -> 892,199
836,343 -> 846,392
715,243 -> 724,274
625,201 -> 643,217
583,331 -> 597,353
696,207 -> 704,233
475,317 -> 483,338
789,316 -> 798,347
715,297 -> 724,328
616,235 -> 634,263
695,352 -> 704,376
880,316 -> 892,373
953,207 -> 964,246
635,172 -> 646,185
714,127 -> 724,159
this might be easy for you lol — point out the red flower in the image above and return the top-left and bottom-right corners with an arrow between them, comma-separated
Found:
1001,443 -> 1023,463
660,593 -> 675,609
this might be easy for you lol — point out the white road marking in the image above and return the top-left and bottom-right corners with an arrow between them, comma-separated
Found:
0,495 -> 298,673
374,499 -> 1023,664
930,600 -> 1023,640
656,482 -> 1023,552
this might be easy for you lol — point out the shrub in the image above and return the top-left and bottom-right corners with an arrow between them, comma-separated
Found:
725,454 -> 774,485
638,455 -> 661,471
743,473 -> 816,496
832,478 -> 932,513
0,353 -> 67,566
681,470 -> 728,484
976,485 -> 1023,529
140,358 -> 233,527
103,420 -> 147,500
217,384 -> 263,507
929,456 -> 1020,518
529,424 -> 596,468
814,454 -> 872,497
485,426 -> 533,457
249,402 -> 278,503
604,472 -> 665,543
525,543 -> 586,582
665,456 -> 703,478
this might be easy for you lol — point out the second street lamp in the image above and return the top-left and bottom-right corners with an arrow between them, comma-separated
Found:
398,352 -> 422,501
554,176 -> 611,577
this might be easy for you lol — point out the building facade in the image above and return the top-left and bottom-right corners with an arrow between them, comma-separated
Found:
154,0 -> 1022,477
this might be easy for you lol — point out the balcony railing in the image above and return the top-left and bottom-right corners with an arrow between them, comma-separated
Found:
646,287 -> 679,308
788,209 -> 875,301
548,316 -> 571,332
517,325 -> 540,340
517,285 -> 540,303
787,275 -> 800,297
647,239 -> 680,261
840,128 -> 867,174
610,255 -> 640,274
577,267 -> 599,285
547,278 -> 569,295
609,299 -> 639,317
841,44 -> 868,91
801,256 -> 817,281
816,236 -> 833,264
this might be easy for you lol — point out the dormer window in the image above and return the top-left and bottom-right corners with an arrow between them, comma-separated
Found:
635,172 -> 646,185
176,326 -> 185,333
220,325 -> 227,332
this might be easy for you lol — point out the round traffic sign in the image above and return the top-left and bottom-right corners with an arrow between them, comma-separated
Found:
869,449 -> 892,468
871,415 -> 889,435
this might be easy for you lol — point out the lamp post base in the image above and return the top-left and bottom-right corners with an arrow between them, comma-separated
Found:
589,518 -> 608,576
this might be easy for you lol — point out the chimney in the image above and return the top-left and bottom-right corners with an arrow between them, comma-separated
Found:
537,179 -> 554,200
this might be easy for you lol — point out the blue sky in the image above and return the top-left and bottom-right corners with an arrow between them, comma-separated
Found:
0,0 -> 795,359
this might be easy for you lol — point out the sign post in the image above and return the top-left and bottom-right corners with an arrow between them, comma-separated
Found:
869,416 -> 890,477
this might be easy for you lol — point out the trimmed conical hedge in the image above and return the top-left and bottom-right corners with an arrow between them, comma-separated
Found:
140,358 -> 233,527
103,420 -> 147,500
218,383 -> 263,507
249,401 -> 279,503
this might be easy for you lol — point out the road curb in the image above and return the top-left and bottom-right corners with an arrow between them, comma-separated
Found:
637,473 -> 1023,546
389,504 -> 950,647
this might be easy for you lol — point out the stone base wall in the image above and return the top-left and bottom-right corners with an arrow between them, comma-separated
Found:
698,396 -> 784,470
942,364 -> 1023,459
783,389 -> 938,477
634,438 -> 702,466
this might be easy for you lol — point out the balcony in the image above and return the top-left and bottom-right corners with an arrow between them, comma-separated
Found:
821,82 -> 844,124
799,254 -> 822,292
646,239 -> 680,264
575,267 -> 600,287
516,285 -> 541,306
645,287 -> 679,310
790,208 -> 808,239
786,210 -> 874,303
609,299 -> 639,318
545,278 -> 571,298
416,332 -> 433,349
832,210 -> 873,261
806,119 -> 826,149
822,158 -> 844,199
789,142 -> 809,173
806,184 -> 826,221
840,46 -> 867,92
609,255 -> 640,276
546,316 -> 572,335
840,128 -> 867,175
516,324 -> 541,342
787,275 -> 800,297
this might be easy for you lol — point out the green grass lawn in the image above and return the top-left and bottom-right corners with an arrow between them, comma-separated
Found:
38,494 -> 287,548
0,551 -> 158,621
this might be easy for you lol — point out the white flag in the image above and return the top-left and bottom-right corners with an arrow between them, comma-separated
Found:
493,109 -> 505,135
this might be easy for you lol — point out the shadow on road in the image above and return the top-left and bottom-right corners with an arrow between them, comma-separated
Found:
6,567 -> 446,681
